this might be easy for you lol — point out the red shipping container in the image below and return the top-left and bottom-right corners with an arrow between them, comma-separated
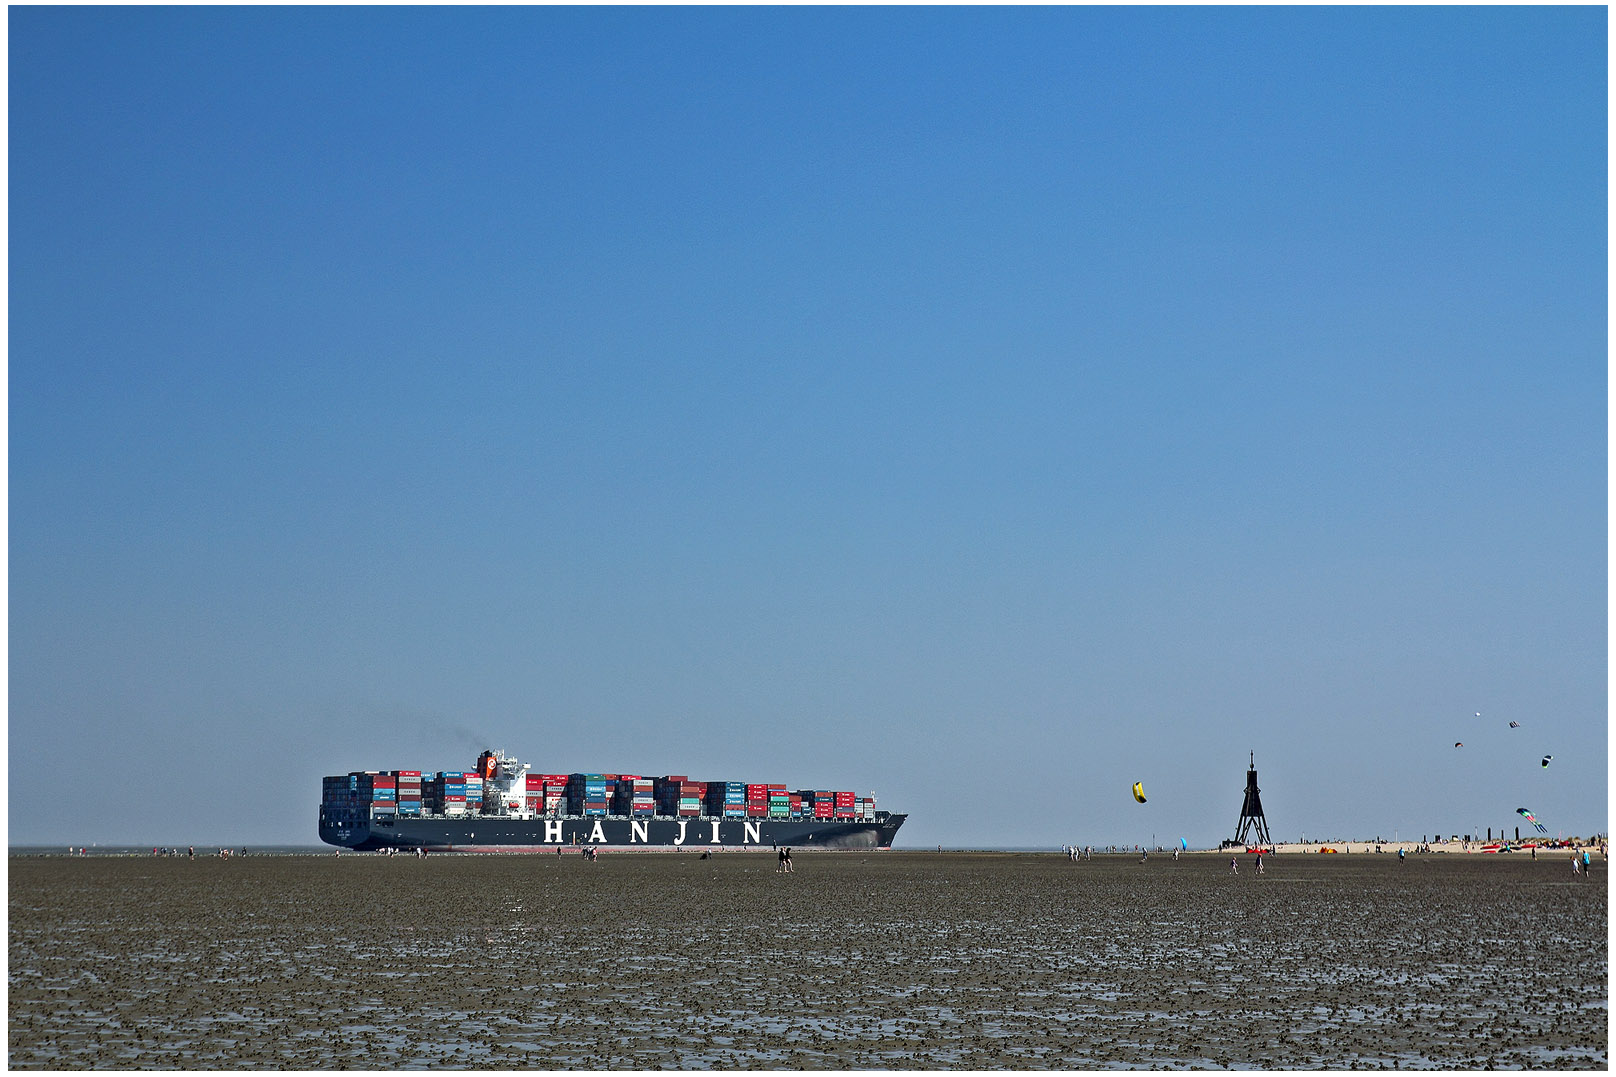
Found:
746,805 -> 766,816
444,795 -> 467,802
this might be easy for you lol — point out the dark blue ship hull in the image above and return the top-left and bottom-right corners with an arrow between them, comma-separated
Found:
319,809 -> 907,852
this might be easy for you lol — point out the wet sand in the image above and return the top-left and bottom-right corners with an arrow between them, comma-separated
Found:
9,850 -> 1607,1069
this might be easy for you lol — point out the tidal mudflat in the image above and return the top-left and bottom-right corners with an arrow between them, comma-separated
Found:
9,850 -> 1607,1068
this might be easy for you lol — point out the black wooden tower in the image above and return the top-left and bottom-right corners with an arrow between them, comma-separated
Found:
1234,751 -> 1272,846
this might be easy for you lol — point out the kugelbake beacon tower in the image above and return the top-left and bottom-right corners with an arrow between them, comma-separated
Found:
1233,751 -> 1272,846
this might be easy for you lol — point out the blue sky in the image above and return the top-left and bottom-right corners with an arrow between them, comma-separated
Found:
10,7 -> 1606,848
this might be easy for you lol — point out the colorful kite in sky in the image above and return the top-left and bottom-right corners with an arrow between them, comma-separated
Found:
1517,807 -> 1548,834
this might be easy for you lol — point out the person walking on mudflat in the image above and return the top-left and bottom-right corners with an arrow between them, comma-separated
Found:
1229,856 -> 1238,875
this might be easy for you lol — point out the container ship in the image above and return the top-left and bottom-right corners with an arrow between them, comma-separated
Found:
319,749 -> 907,852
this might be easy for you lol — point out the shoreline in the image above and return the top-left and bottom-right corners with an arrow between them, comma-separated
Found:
12,836 -> 1610,859
1258,837 -> 1605,855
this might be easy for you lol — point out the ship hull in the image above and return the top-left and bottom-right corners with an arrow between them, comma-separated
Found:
319,811 -> 907,852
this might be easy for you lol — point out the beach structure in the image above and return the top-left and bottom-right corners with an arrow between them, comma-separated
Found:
1233,751 -> 1272,846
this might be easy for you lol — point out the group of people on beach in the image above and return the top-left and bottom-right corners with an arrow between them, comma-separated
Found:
776,847 -> 793,872
1571,848 -> 1592,878
1227,852 -> 1264,875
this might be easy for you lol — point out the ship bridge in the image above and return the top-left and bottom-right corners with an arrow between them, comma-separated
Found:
477,749 -> 531,816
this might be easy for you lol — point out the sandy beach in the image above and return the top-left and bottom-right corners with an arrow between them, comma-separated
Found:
9,848 -> 1606,1069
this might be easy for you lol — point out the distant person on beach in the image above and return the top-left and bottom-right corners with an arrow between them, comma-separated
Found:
777,848 -> 786,872
1398,848 -> 1405,862
783,848 -> 793,873
1581,850 -> 1590,878
1256,852 -> 1264,874
1229,856 -> 1238,875
1571,852 -> 1580,875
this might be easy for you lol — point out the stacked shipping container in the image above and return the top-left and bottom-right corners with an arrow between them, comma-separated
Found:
566,774 -> 617,816
394,770 -> 422,816
424,771 -> 470,815
524,774 -> 568,816
653,776 -> 704,817
612,776 -> 656,817
326,768 -> 874,822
